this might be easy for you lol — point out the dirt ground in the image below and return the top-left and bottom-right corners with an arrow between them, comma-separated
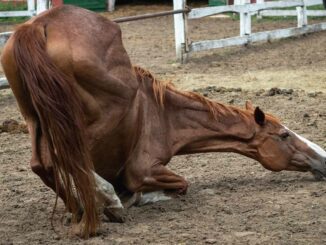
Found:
1,2 -> 326,244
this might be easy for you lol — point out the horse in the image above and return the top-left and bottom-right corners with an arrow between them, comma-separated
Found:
1,5 -> 325,238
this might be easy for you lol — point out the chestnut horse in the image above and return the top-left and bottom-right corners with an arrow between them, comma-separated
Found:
2,5 -> 326,237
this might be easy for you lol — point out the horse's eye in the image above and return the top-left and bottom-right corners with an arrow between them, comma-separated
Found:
280,132 -> 290,140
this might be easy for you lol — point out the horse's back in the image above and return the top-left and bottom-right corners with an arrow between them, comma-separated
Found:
30,5 -> 137,91
1,5 -> 140,180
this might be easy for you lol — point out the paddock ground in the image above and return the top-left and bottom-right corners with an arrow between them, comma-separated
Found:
1,2 -> 326,244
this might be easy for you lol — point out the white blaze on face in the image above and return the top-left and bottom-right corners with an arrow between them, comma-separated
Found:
284,126 -> 326,158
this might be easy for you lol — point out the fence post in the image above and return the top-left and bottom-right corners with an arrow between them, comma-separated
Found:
297,5 -> 308,28
240,0 -> 251,36
256,0 -> 264,19
37,0 -> 48,15
173,0 -> 187,63
28,0 -> 36,15
108,0 -> 116,12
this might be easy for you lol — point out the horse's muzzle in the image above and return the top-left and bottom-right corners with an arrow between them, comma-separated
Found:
310,157 -> 326,181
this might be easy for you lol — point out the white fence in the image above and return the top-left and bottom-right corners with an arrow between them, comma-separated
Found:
258,0 -> 326,17
0,0 -> 325,67
173,0 -> 326,62
0,0 -> 49,18
0,0 -> 49,46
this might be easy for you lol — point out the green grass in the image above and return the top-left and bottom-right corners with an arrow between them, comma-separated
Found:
307,4 -> 325,10
0,2 -> 27,11
0,2 -> 29,24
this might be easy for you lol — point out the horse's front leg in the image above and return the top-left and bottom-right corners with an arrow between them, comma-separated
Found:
123,158 -> 188,207
93,172 -> 125,223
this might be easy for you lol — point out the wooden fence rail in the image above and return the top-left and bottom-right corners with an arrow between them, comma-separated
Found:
174,0 -> 326,62
0,0 -> 325,66
0,0 -> 48,18
259,0 -> 326,17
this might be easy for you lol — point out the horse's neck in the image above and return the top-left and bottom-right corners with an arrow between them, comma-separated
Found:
164,90 -> 257,158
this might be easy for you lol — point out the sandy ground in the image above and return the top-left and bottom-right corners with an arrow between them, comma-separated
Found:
1,2 -> 326,244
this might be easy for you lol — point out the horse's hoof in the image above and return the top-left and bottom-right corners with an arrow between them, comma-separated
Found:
103,207 -> 126,223
62,209 -> 84,226
63,212 -> 73,226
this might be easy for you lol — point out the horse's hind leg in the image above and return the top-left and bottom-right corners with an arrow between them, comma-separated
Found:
30,159 -> 74,209
34,135 -> 82,214
37,140 -> 124,222
2,37 -> 81,212
32,158 -> 125,222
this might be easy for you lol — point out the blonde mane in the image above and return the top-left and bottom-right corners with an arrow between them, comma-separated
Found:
133,66 -> 281,124
133,66 -> 244,120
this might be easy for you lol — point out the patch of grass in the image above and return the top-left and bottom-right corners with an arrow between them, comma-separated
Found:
0,2 -> 27,11
228,13 -> 296,23
307,4 -> 325,10
228,13 -> 239,21
0,2 -> 30,24
0,16 -> 29,24
254,15 -> 297,23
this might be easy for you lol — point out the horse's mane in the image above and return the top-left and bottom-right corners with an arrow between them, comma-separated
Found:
133,66 -> 244,120
133,66 -> 221,118
133,66 -> 281,124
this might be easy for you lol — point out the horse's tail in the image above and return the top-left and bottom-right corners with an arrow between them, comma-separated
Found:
12,24 -> 98,237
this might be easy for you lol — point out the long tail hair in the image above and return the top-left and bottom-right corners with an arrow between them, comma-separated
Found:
12,24 -> 97,237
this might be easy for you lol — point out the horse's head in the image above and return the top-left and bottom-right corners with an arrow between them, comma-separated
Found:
246,101 -> 326,180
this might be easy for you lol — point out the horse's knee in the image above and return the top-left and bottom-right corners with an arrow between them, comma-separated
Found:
123,165 -> 148,193
30,159 -> 54,184
124,174 -> 144,193
30,159 -> 44,175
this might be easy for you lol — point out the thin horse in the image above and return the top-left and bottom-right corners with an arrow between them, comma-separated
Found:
1,5 -> 326,237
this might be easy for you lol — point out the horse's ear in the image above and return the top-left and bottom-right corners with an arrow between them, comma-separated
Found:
254,107 -> 265,126
245,100 -> 254,111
